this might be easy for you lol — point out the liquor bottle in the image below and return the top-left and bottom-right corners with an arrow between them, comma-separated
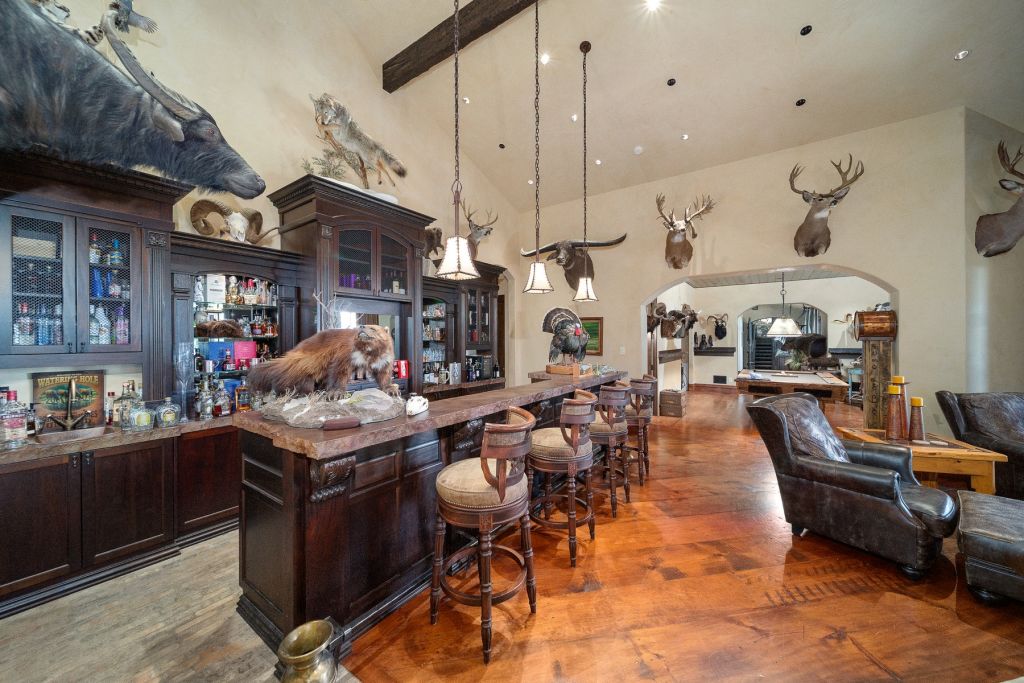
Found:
89,233 -> 101,264
16,302 -> 33,346
52,303 -> 63,345
114,306 -> 129,345
213,380 -> 232,416
235,377 -> 252,412
105,391 -> 116,425
95,306 -> 111,345
1,390 -> 29,450
108,238 -> 124,266
89,305 -> 100,345
34,304 -> 48,346
199,380 -> 215,420
114,382 -> 134,428
222,350 -> 235,372
492,363 -> 501,379
25,403 -> 37,437
194,350 -> 205,373
108,270 -> 122,299
155,397 -> 181,428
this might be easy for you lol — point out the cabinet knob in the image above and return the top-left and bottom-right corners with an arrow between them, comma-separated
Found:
79,341 -> 86,352
70,454 -> 79,469
67,342 -> 72,352
82,451 -> 94,466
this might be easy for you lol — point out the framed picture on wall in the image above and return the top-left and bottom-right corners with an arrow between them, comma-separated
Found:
581,317 -> 603,356
31,370 -> 105,429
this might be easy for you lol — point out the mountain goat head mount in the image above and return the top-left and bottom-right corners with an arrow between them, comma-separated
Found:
975,141 -> 1024,257
656,193 -> 715,269
788,154 -> 865,258
520,234 -> 628,290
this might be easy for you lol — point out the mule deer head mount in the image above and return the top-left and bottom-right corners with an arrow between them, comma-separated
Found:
975,141 -> 1024,257
789,154 -> 865,257
460,200 -> 498,257
656,193 -> 715,269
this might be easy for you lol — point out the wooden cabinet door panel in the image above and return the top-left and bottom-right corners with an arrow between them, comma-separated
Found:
176,426 -> 241,535
81,439 -> 173,567
0,455 -> 81,597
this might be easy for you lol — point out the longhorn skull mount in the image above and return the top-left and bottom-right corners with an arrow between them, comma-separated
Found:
520,234 -> 628,289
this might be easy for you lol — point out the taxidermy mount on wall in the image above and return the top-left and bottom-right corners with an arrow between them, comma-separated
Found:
656,193 -> 715,269
789,154 -> 865,257
543,308 -> 589,365
189,200 -> 278,246
248,326 -> 397,396
975,141 -> 1024,257
0,0 -> 265,198
426,201 -> 497,267
311,93 -> 407,190
520,234 -> 628,290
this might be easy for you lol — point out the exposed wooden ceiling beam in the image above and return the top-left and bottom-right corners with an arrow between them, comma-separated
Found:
383,0 -> 536,93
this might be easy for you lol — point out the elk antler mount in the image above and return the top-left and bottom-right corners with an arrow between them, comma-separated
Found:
789,154 -> 865,258
520,234 -> 627,290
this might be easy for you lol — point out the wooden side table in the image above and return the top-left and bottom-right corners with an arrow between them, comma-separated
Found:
836,427 -> 1008,494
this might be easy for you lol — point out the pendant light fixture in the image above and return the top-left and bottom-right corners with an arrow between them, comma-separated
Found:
573,40 -> 598,302
522,0 -> 554,294
435,0 -> 480,281
766,272 -> 802,337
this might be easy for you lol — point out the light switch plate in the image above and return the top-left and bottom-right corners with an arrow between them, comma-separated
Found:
619,346 -> 625,355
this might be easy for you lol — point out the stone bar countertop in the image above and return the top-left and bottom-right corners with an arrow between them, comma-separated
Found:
0,416 -> 235,468
422,377 -> 505,396
234,371 -> 625,460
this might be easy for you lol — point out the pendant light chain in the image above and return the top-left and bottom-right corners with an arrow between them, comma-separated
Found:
581,44 -> 588,276
532,0 -> 541,261
452,0 -> 461,196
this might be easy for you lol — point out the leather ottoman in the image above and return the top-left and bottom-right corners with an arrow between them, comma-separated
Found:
957,491 -> 1024,603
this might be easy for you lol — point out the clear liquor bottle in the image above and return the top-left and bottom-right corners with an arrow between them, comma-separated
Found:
234,377 -> 252,412
213,380 -> 232,416
1,390 -> 29,450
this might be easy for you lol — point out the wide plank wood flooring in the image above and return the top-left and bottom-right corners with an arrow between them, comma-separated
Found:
346,393 -> 1024,682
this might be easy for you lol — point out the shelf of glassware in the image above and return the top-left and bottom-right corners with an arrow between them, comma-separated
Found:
191,274 -> 281,374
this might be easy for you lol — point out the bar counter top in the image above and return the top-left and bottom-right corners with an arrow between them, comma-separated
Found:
0,416 -> 235,468
233,371 -> 625,460
422,377 -> 505,395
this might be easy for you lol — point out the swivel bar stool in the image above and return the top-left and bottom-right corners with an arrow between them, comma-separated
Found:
623,376 -> 657,483
526,389 -> 598,567
590,382 -> 630,516
430,406 -> 537,664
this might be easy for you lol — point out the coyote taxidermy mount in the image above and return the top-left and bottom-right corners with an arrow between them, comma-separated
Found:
311,93 -> 407,190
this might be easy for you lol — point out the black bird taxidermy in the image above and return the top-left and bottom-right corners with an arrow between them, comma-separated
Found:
543,308 -> 589,365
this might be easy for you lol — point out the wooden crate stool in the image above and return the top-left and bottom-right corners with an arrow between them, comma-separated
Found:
591,382 -> 631,516
430,407 -> 538,664
527,389 -> 598,567
624,376 -> 657,484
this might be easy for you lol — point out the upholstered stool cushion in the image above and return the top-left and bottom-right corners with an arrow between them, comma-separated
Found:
530,427 -> 593,460
899,485 -> 959,538
625,404 -> 653,419
436,458 -> 528,508
591,414 -> 627,434
957,491 -> 1024,601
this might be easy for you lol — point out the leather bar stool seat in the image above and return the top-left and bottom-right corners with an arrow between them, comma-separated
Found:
625,404 -> 653,418
436,459 -> 530,508
531,428 -> 594,460
591,415 -> 627,434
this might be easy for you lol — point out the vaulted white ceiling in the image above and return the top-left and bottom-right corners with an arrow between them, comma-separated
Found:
344,0 -> 1024,210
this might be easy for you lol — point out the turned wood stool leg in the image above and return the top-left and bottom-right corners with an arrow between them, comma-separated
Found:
585,467 -> 596,540
430,511 -> 446,625
543,474 -> 553,520
620,441 -> 631,503
520,512 -> 537,613
606,446 -> 618,518
479,525 -> 493,664
642,422 -> 651,477
567,470 -> 578,567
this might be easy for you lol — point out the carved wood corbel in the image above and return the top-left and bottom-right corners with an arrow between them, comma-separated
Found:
309,456 -> 356,502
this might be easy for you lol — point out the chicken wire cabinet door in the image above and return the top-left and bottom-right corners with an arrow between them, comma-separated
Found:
0,204 -> 76,355
75,220 -> 142,353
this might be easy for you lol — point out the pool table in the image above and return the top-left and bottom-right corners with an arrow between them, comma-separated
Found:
735,369 -> 848,403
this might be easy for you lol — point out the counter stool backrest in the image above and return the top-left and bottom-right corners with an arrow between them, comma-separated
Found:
480,406 -> 537,502
597,383 -> 629,426
629,377 -> 657,414
558,389 -> 597,453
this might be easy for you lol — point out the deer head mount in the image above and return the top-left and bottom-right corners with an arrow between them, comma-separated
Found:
789,154 -> 865,257
424,202 -> 498,268
520,234 -> 628,290
976,141 -> 1024,257
656,193 -> 715,269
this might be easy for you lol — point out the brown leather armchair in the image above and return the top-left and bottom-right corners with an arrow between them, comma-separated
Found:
936,391 -> 1024,500
747,393 -> 959,578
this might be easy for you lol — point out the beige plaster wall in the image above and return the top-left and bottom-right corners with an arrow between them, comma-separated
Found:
964,110 -> 1024,392
511,108 -> 969,431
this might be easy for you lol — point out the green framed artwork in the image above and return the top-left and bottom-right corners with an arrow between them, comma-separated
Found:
581,317 -> 603,356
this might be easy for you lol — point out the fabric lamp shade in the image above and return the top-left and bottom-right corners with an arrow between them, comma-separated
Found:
766,316 -> 802,337
572,275 -> 598,302
435,235 -> 480,280
523,261 -> 554,294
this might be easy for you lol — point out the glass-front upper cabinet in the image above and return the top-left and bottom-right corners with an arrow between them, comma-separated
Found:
464,287 -> 493,347
76,219 -> 141,353
334,226 -> 411,299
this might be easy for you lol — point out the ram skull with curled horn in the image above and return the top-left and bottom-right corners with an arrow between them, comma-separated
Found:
520,234 -> 628,290
189,200 -> 278,246
657,193 -> 715,269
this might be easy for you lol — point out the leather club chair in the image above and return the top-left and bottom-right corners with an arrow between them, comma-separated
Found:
747,393 -> 959,578
936,391 -> 1024,500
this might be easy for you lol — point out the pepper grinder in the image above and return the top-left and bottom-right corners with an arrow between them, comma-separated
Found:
908,396 -> 925,442
885,385 -> 905,441
891,375 -> 909,439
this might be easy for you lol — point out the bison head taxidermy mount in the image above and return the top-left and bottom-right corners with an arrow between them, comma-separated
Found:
789,154 -> 865,257
975,141 -> 1024,257
0,1 -> 265,198
656,193 -> 715,269
248,326 -> 397,396
543,308 -> 589,365
190,200 -> 278,246
520,234 -> 628,290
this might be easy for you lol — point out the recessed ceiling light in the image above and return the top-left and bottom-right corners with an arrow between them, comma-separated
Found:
595,159 -> 602,165
570,113 -> 578,122
540,52 -> 551,65
795,98 -> 807,107
634,146 -> 644,155
666,78 -> 676,86
799,25 -> 812,36
954,49 -> 970,61
462,96 -> 470,104
527,179 -> 534,185
680,133 -> 689,140
645,0 -> 662,10
498,143 -> 505,149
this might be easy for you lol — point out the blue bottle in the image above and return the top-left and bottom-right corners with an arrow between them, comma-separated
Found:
91,267 -> 105,298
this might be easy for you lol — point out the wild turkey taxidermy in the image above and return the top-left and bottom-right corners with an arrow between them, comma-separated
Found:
248,325 -> 396,395
543,308 -> 589,365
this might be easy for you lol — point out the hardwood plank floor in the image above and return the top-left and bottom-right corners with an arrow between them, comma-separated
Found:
346,393 -> 1024,682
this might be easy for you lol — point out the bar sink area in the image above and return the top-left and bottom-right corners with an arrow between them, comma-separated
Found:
34,425 -> 114,444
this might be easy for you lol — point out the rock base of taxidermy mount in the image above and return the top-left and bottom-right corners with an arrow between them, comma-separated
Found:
545,363 -> 593,377
313,175 -> 399,204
